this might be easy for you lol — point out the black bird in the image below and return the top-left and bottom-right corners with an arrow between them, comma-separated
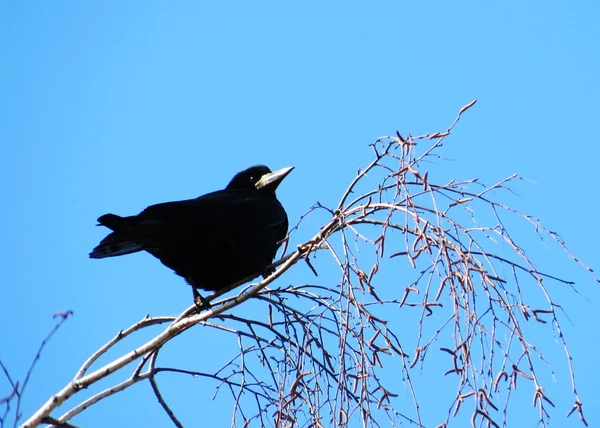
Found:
90,165 -> 293,301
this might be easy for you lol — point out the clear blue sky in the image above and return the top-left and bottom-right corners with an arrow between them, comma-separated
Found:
1,1 -> 599,427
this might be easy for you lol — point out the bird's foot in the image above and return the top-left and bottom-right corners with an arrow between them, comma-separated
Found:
192,287 -> 212,312
262,266 -> 275,279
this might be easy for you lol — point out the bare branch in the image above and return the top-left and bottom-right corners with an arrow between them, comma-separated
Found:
16,100 -> 595,428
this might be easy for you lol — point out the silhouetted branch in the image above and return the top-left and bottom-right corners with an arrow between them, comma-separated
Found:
14,100 -> 596,428
1,311 -> 72,428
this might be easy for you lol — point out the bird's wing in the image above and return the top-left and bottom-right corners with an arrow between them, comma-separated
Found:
134,191 -> 287,281
136,191 -> 278,238
139,190 -> 287,230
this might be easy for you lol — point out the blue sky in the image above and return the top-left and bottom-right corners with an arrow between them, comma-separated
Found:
1,1 -> 599,427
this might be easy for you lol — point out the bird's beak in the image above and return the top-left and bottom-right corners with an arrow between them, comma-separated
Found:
255,166 -> 294,192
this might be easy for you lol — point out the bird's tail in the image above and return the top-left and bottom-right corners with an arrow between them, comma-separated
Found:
89,213 -> 145,259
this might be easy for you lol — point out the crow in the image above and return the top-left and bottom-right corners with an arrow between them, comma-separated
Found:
90,165 -> 293,303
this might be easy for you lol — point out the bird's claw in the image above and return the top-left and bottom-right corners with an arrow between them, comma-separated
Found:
192,288 -> 212,312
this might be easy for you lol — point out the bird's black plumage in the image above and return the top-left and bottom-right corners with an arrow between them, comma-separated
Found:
90,165 -> 293,293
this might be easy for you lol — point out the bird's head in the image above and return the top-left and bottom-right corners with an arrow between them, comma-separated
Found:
227,165 -> 294,195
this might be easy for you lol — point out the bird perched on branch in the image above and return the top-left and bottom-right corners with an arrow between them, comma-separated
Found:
90,165 -> 293,304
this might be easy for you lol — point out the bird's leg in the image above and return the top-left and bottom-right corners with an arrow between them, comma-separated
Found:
188,278 -> 211,311
191,287 -> 212,311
